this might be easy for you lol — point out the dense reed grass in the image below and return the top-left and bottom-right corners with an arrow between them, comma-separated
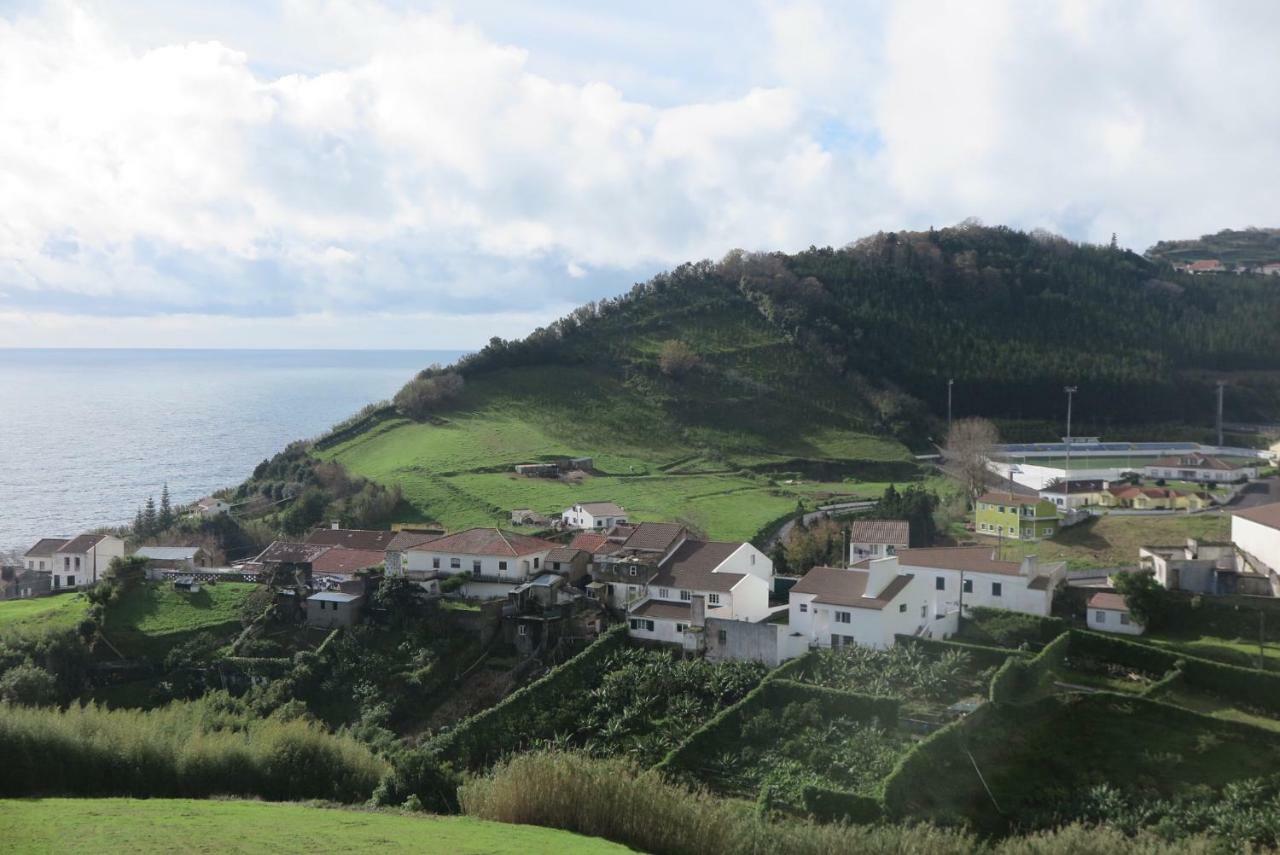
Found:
459,751 -> 1233,855
0,694 -> 386,803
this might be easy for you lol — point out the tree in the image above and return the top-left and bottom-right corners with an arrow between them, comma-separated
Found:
877,484 -> 940,546
784,517 -> 843,574
107,555 -> 149,591
158,483 -> 174,530
141,496 -> 158,538
374,575 -> 422,624
394,372 -> 464,420
945,417 -> 1000,504
1112,571 -> 1170,631
0,662 -> 58,706
657,339 -> 701,377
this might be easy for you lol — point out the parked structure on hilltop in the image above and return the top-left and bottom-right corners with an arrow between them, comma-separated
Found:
974,493 -> 1059,540
847,520 -> 909,562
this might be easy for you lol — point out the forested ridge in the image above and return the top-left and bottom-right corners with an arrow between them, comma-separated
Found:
429,224 -> 1280,439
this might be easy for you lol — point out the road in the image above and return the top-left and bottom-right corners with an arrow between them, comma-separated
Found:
765,500 -> 877,551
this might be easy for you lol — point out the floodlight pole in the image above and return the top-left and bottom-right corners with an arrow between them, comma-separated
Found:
1064,386 -> 1078,476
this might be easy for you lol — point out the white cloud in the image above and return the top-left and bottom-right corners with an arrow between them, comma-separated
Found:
1,0 -> 1278,347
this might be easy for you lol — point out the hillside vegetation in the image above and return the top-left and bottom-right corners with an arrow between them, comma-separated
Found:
1146,226 -> 1280,269
304,224 -> 1280,535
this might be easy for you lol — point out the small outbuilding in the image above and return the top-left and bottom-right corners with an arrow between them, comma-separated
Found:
1087,592 -> 1144,635
307,591 -> 364,628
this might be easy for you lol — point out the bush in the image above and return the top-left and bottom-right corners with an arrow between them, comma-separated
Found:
657,339 -> 701,377
0,662 -> 58,706
960,608 -> 1068,649
371,749 -> 461,813
394,372 -> 464,420
802,785 -> 882,825
896,634 -> 1029,669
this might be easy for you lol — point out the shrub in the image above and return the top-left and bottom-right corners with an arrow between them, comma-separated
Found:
802,785 -> 882,824
657,340 -> 701,377
1112,571 -> 1172,632
896,634 -> 1029,669
394,372 -> 464,420
960,607 -> 1068,648
0,662 -> 58,706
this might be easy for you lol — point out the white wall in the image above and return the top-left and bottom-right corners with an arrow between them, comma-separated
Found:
1088,608 -> 1144,635
989,461 -> 1132,491
1233,516 -> 1280,572
563,505 -> 627,530
721,543 -> 773,583
787,576 -> 927,650
900,564 -> 1054,620
405,548 -> 551,581
627,614 -> 696,649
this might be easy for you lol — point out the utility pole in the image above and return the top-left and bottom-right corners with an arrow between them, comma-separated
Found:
1064,386 -> 1078,475
947,378 -> 954,437
1213,381 -> 1223,447
1261,610 -> 1267,672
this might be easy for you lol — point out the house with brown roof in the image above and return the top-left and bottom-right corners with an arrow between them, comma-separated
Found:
384,529 -> 444,577
1099,484 -> 1213,511
1187,259 -> 1225,274
23,538 -> 69,573
607,523 -> 774,649
37,533 -> 125,589
785,561 -> 923,651
397,527 -> 558,599
1087,592 -> 1143,635
194,496 -> 231,517
305,525 -> 400,552
1142,453 -> 1256,484
1232,502 -> 1280,587
891,546 -> 1065,620
561,501 -> 628,531
848,520 -> 910,562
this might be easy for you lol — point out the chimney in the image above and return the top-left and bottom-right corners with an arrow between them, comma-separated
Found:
690,594 -> 706,627
864,556 -> 899,599
331,520 -> 340,530
1020,555 -> 1039,578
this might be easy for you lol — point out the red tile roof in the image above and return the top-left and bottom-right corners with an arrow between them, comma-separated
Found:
621,522 -> 687,553
406,527 -> 556,557
1188,259 -> 1224,271
311,548 -> 386,574
24,538 -> 70,558
1146,453 -> 1245,471
848,520 -> 910,546
895,546 -> 1025,577
791,566 -> 913,610
387,530 -> 443,551
1088,592 -> 1129,612
569,532 -> 611,553
631,599 -> 693,621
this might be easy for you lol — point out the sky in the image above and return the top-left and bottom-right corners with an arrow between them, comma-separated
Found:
1,0 -> 1278,349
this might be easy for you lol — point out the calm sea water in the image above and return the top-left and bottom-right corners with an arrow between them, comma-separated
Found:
0,349 -> 464,554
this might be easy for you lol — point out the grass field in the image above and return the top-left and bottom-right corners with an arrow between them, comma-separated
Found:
103,582 -> 258,657
0,799 -> 628,854
1142,633 -> 1280,669
0,593 -> 88,640
969,512 -> 1231,569
320,365 -> 915,540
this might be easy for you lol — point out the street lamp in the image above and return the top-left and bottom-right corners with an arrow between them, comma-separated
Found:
1064,386 -> 1078,476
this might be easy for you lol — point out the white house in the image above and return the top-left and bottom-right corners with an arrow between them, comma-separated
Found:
195,497 -> 231,517
890,546 -> 1065,619
785,562 -> 926,650
621,533 -> 774,649
1143,453 -> 1256,484
384,530 -> 443,577
396,527 -> 557,599
50,534 -> 125,588
562,501 -> 628,530
23,538 -> 69,574
1087,592 -> 1143,635
1038,479 -> 1106,510
848,520 -> 909,563
1232,503 -> 1280,578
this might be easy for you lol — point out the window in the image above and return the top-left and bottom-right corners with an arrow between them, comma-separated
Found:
64,557 -> 70,569
998,505 -> 1005,513
628,619 -> 655,632
1095,611 -> 1106,623
498,561 -> 508,571
1044,528 -> 1054,537
963,579 -> 973,593
921,605 -> 927,617
659,588 -> 669,598
676,623 -> 688,633
749,554 -> 756,565
594,520 -> 603,527
935,576 -> 945,591
835,611 -> 851,624
898,603 -> 907,613
717,629 -> 727,644
628,567 -> 637,577
708,593 -> 720,605
533,558 -> 540,569
52,576 -> 60,589
799,603 -> 808,613
518,624 -> 528,636
1120,613 -> 1131,626
450,557 -> 460,569
680,590 -> 691,601
991,582 -> 1002,597
831,634 -> 856,648
432,558 -> 441,569
472,560 -> 482,574
74,557 -> 81,569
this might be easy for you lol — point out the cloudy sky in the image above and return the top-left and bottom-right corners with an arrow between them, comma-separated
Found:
1,0 -> 1277,348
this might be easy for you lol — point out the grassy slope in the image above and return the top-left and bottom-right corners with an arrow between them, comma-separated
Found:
322,359 -> 913,540
0,799 -> 627,854
0,593 -> 88,641
968,513 -> 1230,570
103,582 -> 258,657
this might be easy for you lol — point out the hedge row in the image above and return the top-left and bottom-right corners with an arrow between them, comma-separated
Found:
989,630 -> 1071,704
766,649 -> 818,683
1141,667 -> 1184,699
895,634 -> 1031,669
431,625 -> 627,770
960,607 -> 1069,649
802,784 -> 883,825
881,702 -> 998,820
656,678 -> 899,777
1069,630 -> 1280,715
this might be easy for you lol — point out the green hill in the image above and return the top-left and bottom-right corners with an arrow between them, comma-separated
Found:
243,225 -> 1280,538
1146,226 -> 1280,269
0,799 -> 627,854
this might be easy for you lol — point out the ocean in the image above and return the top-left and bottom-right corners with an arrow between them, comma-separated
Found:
0,349 -> 465,554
